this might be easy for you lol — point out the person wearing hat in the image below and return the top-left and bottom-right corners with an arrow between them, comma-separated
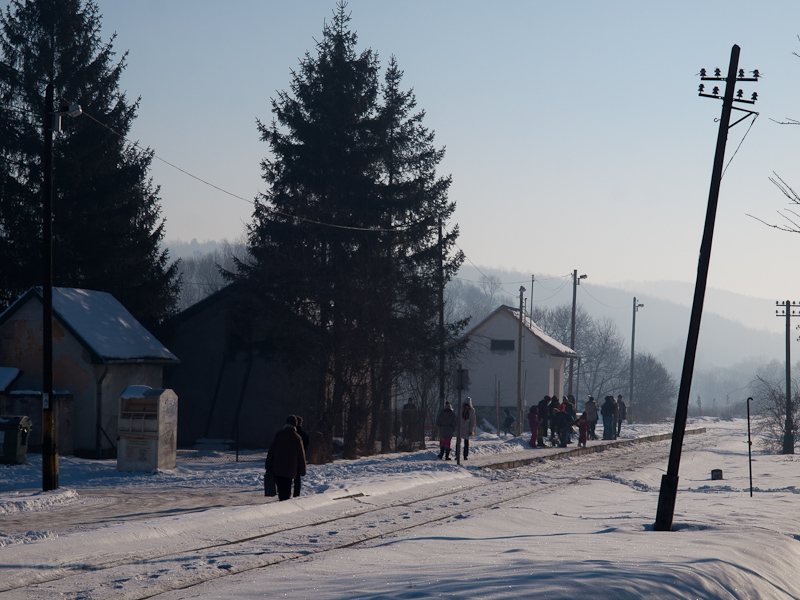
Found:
265,415 -> 307,501
456,397 -> 477,460
436,401 -> 457,460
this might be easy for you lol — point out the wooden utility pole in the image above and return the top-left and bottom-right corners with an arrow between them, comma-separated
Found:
42,82 -> 58,491
629,297 -> 644,422
517,286 -> 525,435
655,45 -> 758,531
775,300 -> 799,454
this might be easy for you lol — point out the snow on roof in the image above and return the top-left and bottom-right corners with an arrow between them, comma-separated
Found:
50,288 -> 179,362
0,288 -> 179,363
458,305 -> 579,358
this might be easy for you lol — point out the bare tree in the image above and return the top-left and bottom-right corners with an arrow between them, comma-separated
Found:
445,275 -> 511,326
176,240 -> 248,311
748,360 -> 800,453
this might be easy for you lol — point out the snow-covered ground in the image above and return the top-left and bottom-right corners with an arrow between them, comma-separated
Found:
1,417 -> 798,599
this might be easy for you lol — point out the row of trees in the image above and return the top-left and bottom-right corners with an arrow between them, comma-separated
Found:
0,0 -> 179,331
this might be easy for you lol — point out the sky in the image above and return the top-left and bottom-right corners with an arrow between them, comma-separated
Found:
3,418 -> 800,598
80,1 -> 800,306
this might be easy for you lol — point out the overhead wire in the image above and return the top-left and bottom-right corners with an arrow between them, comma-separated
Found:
76,107 -> 417,233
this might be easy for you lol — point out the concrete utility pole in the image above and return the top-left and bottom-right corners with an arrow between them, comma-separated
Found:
655,45 -> 759,531
517,286 -> 525,435
775,300 -> 799,454
629,297 -> 644,423
568,270 -> 586,397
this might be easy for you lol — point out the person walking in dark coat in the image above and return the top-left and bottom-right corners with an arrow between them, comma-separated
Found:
615,395 -> 627,438
537,396 -> 550,446
293,415 -> 310,497
584,396 -> 599,440
527,406 -> 539,448
265,415 -> 307,501
600,396 -> 617,440
436,402 -> 458,460
502,407 -> 516,436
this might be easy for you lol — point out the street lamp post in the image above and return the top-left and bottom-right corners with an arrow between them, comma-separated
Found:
42,83 -> 81,491
568,270 -> 587,397
629,297 -> 644,423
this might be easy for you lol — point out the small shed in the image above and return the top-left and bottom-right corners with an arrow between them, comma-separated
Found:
453,305 -> 579,419
0,287 -> 179,457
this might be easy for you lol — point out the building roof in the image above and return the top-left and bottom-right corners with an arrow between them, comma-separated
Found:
456,305 -> 580,358
0,287 -> 179,364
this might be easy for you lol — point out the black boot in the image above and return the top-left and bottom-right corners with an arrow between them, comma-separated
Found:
438,447 -> 444,459
445,448 -> 451,460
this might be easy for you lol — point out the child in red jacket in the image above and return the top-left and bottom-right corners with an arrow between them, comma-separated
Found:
576,412 -> 589,448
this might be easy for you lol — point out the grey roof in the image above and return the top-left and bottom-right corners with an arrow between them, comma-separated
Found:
1,288 -> 178,364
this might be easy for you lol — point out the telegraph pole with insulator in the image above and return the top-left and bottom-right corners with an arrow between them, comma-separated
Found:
654,45 -> 759,532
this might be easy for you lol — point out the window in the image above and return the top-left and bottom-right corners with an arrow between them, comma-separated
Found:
490,339 -> 515,352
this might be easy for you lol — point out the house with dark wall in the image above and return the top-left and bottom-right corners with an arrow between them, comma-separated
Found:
160,284 -> 316,450
0,287 -> 179,457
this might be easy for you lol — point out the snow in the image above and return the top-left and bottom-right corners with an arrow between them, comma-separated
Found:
1,417 -> 798,599
0,287 -> 179,362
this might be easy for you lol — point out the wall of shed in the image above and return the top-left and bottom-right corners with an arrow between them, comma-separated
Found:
162,293 -> 316,449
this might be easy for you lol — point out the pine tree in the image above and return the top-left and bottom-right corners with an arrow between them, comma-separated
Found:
0,0 -> 179,329
232,3 -> 462,455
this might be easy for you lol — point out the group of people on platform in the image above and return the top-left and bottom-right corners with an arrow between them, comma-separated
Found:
526,394 -> 626,448
435,393 -> 628,458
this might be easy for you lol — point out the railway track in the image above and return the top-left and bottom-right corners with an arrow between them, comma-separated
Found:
0,431 -> 708,600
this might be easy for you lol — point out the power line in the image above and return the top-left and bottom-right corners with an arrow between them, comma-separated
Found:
77,108 -> 417,234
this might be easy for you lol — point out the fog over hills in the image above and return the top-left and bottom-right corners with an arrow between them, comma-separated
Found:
457,266 -> 784,387
166,239 -> 785,405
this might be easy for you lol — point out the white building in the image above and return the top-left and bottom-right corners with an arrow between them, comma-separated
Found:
452,305 -> 579,415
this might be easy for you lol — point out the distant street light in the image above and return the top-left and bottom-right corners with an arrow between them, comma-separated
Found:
568,270 -> 587,397
629,297 -> 644,422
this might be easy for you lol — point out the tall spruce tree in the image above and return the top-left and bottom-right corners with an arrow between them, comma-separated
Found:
232,3 -> 461,456
0,0 -> 179,330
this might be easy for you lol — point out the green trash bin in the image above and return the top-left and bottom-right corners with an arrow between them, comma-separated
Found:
0,415 -> 33,465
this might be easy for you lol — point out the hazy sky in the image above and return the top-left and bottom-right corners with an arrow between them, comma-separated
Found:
78,2 -> 800,309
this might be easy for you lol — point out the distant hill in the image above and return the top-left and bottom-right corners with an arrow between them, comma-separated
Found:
456,266 -> 783,374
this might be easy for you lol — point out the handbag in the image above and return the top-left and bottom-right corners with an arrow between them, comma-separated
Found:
264,471 -> 277,497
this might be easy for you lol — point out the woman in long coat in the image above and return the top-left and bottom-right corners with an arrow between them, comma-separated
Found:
457,397 -> 478,460
436,402 -> 458,460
